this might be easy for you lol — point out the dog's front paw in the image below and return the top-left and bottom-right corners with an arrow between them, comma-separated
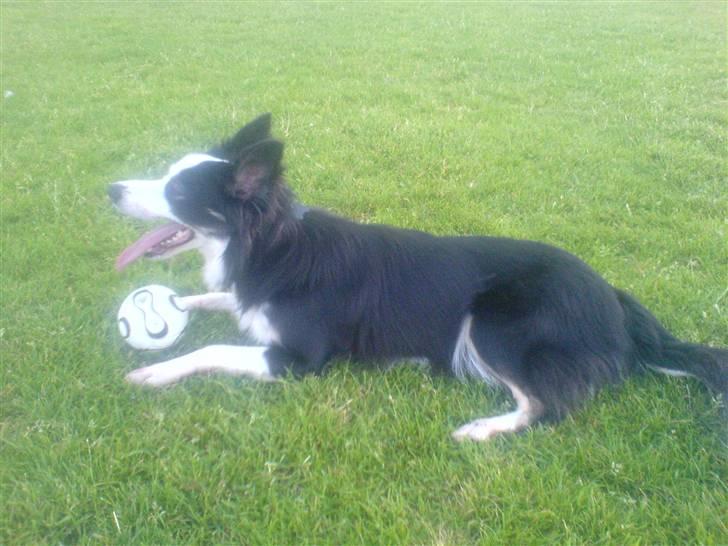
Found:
125,362 -> 188,387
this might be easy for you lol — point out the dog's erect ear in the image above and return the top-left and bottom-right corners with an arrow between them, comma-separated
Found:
227,139 -> 284,200
211,113 -> 272,160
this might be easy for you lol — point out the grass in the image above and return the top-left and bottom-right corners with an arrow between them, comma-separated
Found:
1,1 -> 726,544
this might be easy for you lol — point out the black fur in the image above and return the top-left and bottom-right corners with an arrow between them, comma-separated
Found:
165,114 -> 728,425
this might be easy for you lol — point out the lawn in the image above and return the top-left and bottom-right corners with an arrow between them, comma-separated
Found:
1,2 -> 726,544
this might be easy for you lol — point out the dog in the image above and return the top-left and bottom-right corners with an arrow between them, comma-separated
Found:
108,113 -> 726,441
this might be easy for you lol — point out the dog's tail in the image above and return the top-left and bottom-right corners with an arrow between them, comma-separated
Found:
616,289 -> 728,397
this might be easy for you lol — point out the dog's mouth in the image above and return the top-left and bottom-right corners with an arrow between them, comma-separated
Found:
115,222 -> 195,271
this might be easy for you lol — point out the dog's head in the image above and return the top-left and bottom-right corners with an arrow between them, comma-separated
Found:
109,113 -> 290,271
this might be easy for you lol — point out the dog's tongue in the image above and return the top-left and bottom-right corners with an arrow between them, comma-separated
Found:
115,222 -> 185,271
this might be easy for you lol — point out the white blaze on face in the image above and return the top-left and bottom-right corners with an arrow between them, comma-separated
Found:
167,153 -> 228,178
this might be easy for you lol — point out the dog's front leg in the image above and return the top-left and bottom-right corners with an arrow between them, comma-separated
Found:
126,345 -> 275,387
178,292 -> 238,314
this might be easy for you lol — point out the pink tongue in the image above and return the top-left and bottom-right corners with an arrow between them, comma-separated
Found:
115,222 -> 185,271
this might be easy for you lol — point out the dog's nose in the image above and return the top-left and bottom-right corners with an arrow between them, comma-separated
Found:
107,183 -> 126,204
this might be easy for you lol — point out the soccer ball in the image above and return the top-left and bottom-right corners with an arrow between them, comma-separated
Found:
117,285 -> 189,350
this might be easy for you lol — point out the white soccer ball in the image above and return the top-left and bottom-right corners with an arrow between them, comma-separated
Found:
117,285 -> 189,350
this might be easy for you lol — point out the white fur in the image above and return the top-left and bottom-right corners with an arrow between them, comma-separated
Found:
453,382 -> 538,442
178,291 -> 280,345
238,304 -> 280,345
450,318 -> 544,441
452,314 -> 499,385
167,153 -> 228,177
452,411 -> 530,441
178,292 -> 238,313
646,364 -> 693,378
112,176 -> 174,220
125,345 -> 273,387
198,237 -> 230,291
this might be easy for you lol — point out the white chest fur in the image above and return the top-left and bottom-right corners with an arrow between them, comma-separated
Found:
238,304 -> 280,345
199,237 -> 229,291
196,236 -> 281,346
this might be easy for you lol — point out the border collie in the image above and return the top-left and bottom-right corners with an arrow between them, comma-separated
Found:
109,113 -> 726,441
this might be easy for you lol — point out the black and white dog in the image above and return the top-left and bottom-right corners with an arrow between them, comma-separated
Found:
109,114 -> 726,441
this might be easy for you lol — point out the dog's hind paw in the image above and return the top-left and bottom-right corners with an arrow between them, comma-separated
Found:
452,419 -> 503,442
452,410 -> 532,442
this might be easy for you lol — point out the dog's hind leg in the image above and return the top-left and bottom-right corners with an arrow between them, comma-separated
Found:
452,381 -> 544,441
450,315 -> 545,442
451,324 -> 624,441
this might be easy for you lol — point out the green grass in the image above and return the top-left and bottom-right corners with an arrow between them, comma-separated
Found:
2,2 -> 726,544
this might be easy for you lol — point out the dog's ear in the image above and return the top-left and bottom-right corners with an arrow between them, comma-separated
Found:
226,139 -> 284,200
211,113 -> 272,160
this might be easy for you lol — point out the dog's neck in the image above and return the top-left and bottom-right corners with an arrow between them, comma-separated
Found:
197,206 -> 307,294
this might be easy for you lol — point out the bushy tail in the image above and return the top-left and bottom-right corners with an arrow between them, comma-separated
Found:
616,289 -> 728,396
